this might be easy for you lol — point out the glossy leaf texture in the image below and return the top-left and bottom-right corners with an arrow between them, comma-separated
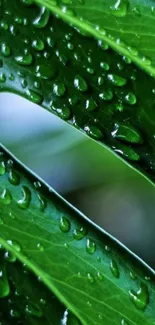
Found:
36,0 -> 155,77
1,145 -> 155,325
1,0 -> 155,184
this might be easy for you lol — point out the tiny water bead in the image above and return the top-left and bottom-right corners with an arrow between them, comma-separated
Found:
25,302 -> 43,318
86,238 -> 96,254
37,193 -> 47,211
59,216 -> 71,233
17,186 -> 31,209
130,271 -> 137,280
121,320 -> 129,325
37,243 -> 44,252
7,240 -> 21,253
32,39 -> 45,51
129,283 -> 149,310
110,259 -> 120,278
0,188 -> 12,205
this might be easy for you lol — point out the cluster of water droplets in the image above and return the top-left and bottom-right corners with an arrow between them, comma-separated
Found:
1,148 -> 155,323
1,0 -> 155,180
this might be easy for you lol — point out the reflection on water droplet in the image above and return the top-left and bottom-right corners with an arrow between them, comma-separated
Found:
73,227 -> 87,240
111,0 -> 129,17
17,186 -> 31,209
0,188 -> 12,205
86,238 -> 96,254
129,283 -> 149,310
110,259 -> 120,278
59,216 -> 71,233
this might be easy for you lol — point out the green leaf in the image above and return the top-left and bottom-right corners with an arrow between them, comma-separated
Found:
1,0 -> 155,185
0,248 -> 70,324
36,0 -> 155,77
0,145 -> 155,325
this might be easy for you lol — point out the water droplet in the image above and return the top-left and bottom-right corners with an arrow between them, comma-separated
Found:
25,303 -> 43,318
84,125 -> 103,140
125,92 -> 137,105
111,123 -> 143,144
4,251 -> 16,263
0,161 -> 6,175
17,186 -> 31,209
26,89 -> 43,104
37,243 -> 44,252
97,271 -> 103,281
7,240 -> 21,252
110,259 -> 120,278
59,216 -> 71,233
99,89 -> 113,101
33,7 -> 50,28
15,52 -> 33,66
8,169 -> 20,185
121,319 -> 129,325
0,188 -> 12,205
107,74 -> 127,87
53,82 -> 66,97
86,238 -> 96,254
129,283 -> 149,310
37,193 -> 47,211
74,75 -> 88,92
130,271 -> 137,280
1,43 -> 11,57
32,39 -> 45,51
85,98 -> 97,111
87,273 -> 94,284
111,0 -> 129,17
114,144 -> 140,161
73,227 -> 87,240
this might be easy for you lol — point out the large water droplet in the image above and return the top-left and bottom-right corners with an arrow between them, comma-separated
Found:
33,7 -> 50,28
111,0 -> 129,17
86,238 -> 96,254
110,259 -> 120,278
129,283 -> 149,310
17,186 -> 31,209
0,161 -> 6,175
0,188 -> 12,205
73,227 -> 87,240
111,123 -> 143,144
59,216 -> 71,233
8,169 -> 20,185
74,75 -> 88,92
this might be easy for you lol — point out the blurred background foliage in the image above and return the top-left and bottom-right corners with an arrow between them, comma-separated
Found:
0,93 -> 155,268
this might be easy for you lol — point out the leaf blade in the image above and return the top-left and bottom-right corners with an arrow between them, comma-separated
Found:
0,144 -> 155,325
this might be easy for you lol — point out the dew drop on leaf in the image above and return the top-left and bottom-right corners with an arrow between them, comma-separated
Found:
111,0 -> 129,17
86,238 -> 96,254
33,7 -> 50,28
74,75 -> 88,92
73,227 -> 87,240
7,240 -> 21,253
59,216 -> 71,233
8,169 -> 20,185
87,273 -> 94,284
0,188 -> 12,205
0,161 -> 6,175
14,53 -> 33,66
26,89 -> 43,104
110,259 -> 120,278
129,283 -> 149,310
107,74 -> 127,86
17,186 -> 31,209
111,123 -> 143,144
